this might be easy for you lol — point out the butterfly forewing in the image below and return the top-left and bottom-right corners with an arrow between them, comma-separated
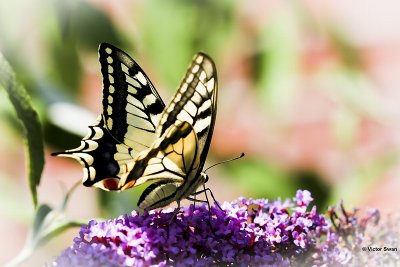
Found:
99,43 -> 165,150
53,43 -> 165,190
155,53 -> 217,171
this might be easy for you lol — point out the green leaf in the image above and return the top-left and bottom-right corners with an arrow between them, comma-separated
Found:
28,188 -> 85,254
0,52 -> 44,207
5,183 -> 83,267
36,220 -> 83,247
31,204 -> 52,239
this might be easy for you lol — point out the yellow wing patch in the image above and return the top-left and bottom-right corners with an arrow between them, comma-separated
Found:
118,121 -> 200,190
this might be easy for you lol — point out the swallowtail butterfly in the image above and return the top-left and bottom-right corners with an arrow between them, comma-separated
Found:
52,43 -> 217,210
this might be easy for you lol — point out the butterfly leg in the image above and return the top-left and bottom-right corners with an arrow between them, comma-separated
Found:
168,201 -> 181,224
189,184 -> 225,235
190,185 -> 223,211
193,194 -> 198,207
186,196 -> 208,203
186,195 -> 214,226
186,194 -> 199,206
188,186 -> 211,213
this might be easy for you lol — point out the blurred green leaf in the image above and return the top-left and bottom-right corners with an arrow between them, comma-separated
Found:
226,159 -> 331,210
257,9 -> 299,115
289,170 -> 331,210
98,185 -> 145,217
35,220 -> 83,247
28,184 -> 85,250
327,25 -> 361,71
5,181 -> 83,267
0,52 -> 44,207
40,0 -> 122,94
225,158 -> 297,200
7,216 -> 83,267
31,204 -> 52,239
141,0 -> 234,88
55,0 -> 122,48
48,41 -> 82,94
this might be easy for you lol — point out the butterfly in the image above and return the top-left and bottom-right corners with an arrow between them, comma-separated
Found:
52,43 -> 217,211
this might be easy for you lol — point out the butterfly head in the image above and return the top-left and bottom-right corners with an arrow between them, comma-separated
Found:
200,172 -> 209,183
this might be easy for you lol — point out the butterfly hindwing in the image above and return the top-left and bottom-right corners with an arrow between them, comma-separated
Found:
120,121 -> 202,210
119,121 -> 199,189
137,181 -> 183,210
52,116 -> 122,190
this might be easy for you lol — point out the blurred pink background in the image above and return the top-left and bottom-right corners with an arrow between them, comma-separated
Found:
1,0 -> 400,266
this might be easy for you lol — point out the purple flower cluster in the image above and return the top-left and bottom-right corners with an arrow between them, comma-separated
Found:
51,190 -> 394,266
311,203 -> 399,266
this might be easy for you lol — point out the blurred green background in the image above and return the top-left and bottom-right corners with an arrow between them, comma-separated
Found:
1,0 -> 400,266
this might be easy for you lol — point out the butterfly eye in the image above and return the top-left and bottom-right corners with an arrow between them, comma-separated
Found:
202,173 -> 209,183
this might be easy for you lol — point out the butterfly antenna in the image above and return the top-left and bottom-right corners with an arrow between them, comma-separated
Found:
204,153 -> 245,173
